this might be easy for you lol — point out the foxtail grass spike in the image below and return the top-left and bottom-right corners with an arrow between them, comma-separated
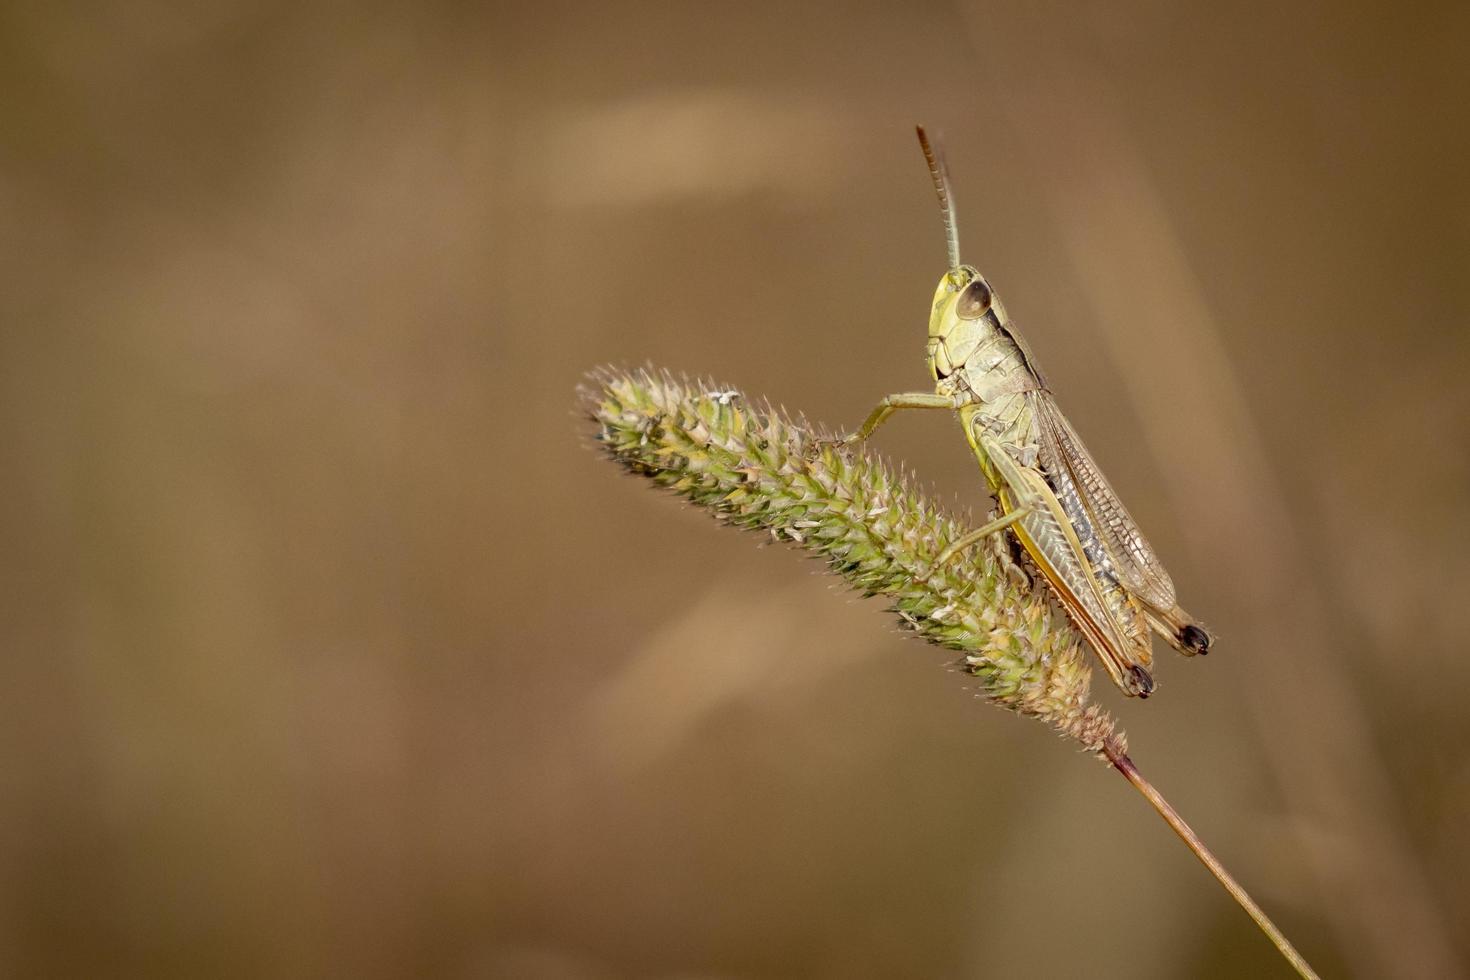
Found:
582,366 -> 1321,980
584,366 -> 1121,755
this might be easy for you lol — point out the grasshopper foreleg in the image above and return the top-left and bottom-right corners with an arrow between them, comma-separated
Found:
844,392 -> 955,444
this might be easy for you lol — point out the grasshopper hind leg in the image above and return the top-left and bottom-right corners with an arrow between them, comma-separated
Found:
976,433 -> 1157,698
1145,606 -> 1214,657
1180,623 -> 1212,656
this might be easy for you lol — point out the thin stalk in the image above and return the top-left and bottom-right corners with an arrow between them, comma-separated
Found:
1104,743 -> 1320,980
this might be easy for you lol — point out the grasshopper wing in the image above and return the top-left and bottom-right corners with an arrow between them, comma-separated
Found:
977,432 -> 1155,697
1029,391 -> 1212,656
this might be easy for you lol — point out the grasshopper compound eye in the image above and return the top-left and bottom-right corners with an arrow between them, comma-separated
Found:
956,277 -> 993,319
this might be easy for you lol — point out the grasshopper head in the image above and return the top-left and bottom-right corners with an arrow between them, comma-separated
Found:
926,264 -> 1010,381
915,126 -> 1012,382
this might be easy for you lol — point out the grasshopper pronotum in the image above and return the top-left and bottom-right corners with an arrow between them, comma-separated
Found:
840,128 -> 1212,697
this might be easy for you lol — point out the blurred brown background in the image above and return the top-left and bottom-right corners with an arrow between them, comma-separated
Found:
4,1 -> 1469,977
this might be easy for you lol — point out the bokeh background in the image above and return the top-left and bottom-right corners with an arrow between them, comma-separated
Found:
4,2 -> 1469,977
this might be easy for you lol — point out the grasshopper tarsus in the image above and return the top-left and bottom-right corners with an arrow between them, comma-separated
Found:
803,431 -> 862,461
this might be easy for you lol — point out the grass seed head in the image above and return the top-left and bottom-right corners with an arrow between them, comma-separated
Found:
584,367 -> 1123,757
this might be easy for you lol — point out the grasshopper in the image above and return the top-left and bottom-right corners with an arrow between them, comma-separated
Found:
839,127 -> 1211,698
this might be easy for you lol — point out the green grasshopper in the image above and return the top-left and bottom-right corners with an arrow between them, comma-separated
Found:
840,127 -> 1211,698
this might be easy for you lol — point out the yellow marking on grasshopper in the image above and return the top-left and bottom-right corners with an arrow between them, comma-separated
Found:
841,127 -> 1212,698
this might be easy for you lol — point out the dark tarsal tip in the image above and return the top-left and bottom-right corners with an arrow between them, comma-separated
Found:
1129,664 -> 1155,698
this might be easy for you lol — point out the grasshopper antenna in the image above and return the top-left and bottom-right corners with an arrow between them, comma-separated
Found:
916,125 -> 962,273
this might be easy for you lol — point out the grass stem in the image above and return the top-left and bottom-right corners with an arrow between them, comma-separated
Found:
1105,744 -> 1320,980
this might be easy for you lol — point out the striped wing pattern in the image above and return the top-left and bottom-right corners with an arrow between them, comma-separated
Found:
1030,392 -> 1178,612
977,432 -> 1146,694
